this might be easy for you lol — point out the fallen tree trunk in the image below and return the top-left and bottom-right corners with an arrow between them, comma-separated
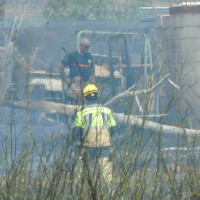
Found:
115,113 -> 200,136
5,100 -> 80,115
4,100 -> 200,136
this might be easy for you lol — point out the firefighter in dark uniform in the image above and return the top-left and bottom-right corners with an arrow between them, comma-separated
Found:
58,38 -> 95,103
75,84 -> 116,187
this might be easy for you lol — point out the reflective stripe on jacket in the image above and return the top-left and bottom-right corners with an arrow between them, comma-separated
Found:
75,104 -> 116,147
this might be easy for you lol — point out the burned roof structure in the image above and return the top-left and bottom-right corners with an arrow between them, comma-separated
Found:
14,19 -> 156,72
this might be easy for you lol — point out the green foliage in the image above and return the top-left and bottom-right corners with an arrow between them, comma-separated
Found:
0,0 -> 5,19
43,0 -> 141,21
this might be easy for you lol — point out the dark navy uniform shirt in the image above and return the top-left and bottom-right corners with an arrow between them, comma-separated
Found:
61,50 -> 93,83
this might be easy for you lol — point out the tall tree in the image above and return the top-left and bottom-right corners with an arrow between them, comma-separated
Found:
43,0 -> 140,21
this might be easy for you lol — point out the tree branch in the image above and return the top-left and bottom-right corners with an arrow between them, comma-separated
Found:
105,73 -> 170,107
4,99 -> 200,136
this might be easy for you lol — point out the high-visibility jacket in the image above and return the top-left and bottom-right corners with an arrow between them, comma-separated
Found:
75,104 -> 116,147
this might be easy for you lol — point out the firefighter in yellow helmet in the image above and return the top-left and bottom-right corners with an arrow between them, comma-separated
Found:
75,84 -> 116,188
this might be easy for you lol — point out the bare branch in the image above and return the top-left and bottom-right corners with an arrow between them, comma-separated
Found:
105,73 -> 170,107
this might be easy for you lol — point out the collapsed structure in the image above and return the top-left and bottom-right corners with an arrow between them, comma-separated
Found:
0,4 -> 200,130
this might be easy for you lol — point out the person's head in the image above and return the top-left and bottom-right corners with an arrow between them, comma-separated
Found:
79,38 -> 90,54
83,84 -> 99,101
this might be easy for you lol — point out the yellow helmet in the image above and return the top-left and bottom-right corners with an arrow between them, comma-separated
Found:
83,84 -> 99,97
